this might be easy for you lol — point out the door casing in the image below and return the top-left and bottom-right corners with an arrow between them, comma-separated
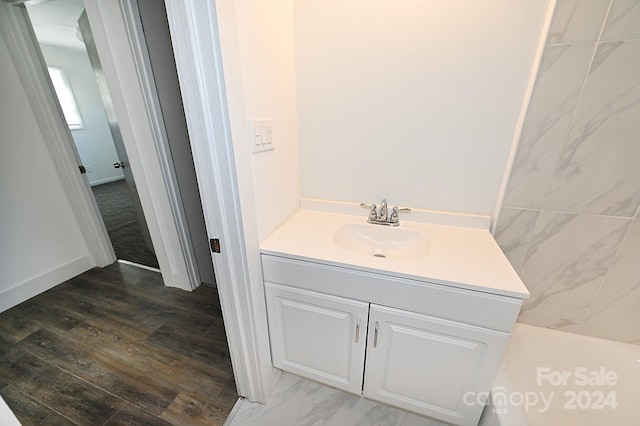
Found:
165,0 -> 276,403
79,0 -> 198,292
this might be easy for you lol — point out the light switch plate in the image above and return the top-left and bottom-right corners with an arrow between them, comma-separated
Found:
249,118 -> 274,153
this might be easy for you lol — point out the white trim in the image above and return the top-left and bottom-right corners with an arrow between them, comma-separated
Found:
89,175 -> 125,187
222,397 -> 248,426
117,259 -> 162,274
118,0 -> 200,289
165,0 -> 275,402
223,371 -> 282,426
0,3 -> 115,267
0,254 -> 94,314
82,0 -> 193,290
490,0 -> 558,235
300,198 -> 492,230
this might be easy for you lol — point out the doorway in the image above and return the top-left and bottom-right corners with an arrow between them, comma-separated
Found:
25,0 -> 159,269
2,0 -> 261,402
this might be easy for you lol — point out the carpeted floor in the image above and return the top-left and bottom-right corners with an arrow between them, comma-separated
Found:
91,180 -> 159,268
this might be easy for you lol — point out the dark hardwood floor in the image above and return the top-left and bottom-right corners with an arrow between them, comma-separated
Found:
0,262 -> 237,425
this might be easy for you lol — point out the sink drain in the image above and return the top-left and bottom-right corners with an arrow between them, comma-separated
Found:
373,253 -> 386,258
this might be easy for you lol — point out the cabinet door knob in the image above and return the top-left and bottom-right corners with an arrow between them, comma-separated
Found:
355,317 -> 361,343
374,321 -> 379,347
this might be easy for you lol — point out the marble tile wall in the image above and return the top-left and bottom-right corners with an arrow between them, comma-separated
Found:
495,0 -> 640,344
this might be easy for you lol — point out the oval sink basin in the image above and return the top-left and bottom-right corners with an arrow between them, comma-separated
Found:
334,224 -> 430,260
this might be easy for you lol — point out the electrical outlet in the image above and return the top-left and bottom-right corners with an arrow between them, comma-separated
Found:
248,118 -> 274,153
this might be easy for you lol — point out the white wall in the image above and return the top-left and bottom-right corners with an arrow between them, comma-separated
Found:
295,0 -> 550,215
0,31 -> 94,313
40,44 -> 123,186
219,0 -> 300,240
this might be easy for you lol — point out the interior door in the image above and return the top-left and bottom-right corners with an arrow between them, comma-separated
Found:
77,10 -> 155,254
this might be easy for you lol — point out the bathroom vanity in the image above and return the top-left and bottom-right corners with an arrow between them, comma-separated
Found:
260,209 -> 528,426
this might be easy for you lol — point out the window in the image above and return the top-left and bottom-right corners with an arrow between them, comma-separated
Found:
48,67 -> 84,130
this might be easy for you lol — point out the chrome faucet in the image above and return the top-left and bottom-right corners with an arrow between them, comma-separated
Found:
360,199 -> 411,226
378,199 -> 388,221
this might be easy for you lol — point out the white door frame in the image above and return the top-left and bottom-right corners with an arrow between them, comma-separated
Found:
117,0 -> 201,287
79,0 -> 197,291
165,0 -> 276,402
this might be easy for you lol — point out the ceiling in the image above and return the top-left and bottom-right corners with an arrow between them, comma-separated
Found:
26,0 -> 87,51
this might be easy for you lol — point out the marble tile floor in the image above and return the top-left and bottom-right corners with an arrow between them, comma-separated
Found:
225,372 -> 445,426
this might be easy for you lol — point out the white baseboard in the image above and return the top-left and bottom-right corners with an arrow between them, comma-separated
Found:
89,175 -> 125,187
117,259 -> 161,273
0,254 -> 95,313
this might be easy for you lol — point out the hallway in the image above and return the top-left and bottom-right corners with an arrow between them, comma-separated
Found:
0,262 -> 236,425
92,180 -> 159,269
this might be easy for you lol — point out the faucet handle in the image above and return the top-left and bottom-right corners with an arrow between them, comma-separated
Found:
393,206 -> 411,214
360,203 -> 377,219
389,206 -> 411,224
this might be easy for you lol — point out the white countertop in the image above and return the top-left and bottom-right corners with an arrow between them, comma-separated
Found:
260,210 -> 529,299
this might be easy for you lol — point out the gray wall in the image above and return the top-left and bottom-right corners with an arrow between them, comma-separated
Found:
495,0 -> 640,345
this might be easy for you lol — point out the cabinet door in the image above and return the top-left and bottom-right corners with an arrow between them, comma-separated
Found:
265,283 -> 369,394
363,304 -> 509,426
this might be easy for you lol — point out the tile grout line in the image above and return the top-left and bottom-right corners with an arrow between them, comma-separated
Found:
535,0 -> 614,216
502,205 -> 636,221
548,38 -> 640,47
576,218 -> 634,334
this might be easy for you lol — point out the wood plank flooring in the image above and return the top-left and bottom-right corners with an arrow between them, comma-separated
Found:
0,262 -> 237,425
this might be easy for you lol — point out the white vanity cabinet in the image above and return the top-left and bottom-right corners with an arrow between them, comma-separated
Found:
264,283 -> 368,395
363,305 -> 508,426
262,254 -> 521,426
